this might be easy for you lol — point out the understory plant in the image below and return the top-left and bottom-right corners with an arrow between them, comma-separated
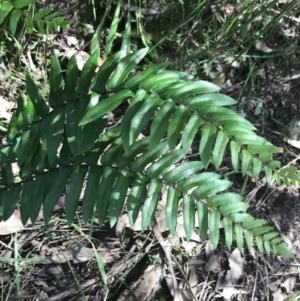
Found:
0,46 -> 296,258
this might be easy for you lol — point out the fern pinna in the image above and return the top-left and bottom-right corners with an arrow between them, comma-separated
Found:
0,48 -> 295,258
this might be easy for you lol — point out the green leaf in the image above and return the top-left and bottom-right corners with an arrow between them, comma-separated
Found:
18,123 -> 40,166
252,158 -> 262,181
167,104 -> 191,149
264,240 -> 271,256
247,144 -> 281,154
0,1 -> 13,25
197,202 -> 208,241
219,202 -> 249,216
181,112 -> 204,153
253,226 -> 274,236
82,166 -> 103,223
245,231 -> 253,253
126,93 -> 163,149
1,164 -> 14,185
142,179 -> 163,230
124,62 -> 169,89
121,90 -> 147,152
256,236 -> 264,253
121,4 -> 131,54
20,180 -> 33,225
212,131 -> 229,170
14,0 -> 36,9
166,81 -> 220,100
44,11 -> 58,21
96,168 -> 118,226
63,54 -> 79,99
263,232 -> 279,241
49,55 -> 64,107
276,244 -> 294,258
264,166 -> 273,185
209,209 -> 220,248
26,74 -> 49,116
36,20 -> 45,34
241,150 -> 252,176
46,107 -> 65,165
46,20 -> 53,32
207,193 -> 243,207
127,174 -> 148,227
24,97 -> 39,124
279,166 -> 297,176
230,213 -> 254,223
137,18 -> 159,61
105,0 -> 121,57
34,8 -> 52,20
29,143 -> 44,173
24,16 -> 33,33
107,48 -> 149,90
16,94 -> 27,131
146,150 -> 185,178
235,224 -> 243,251
183,195 -> 195,241
199,122 -> 216,168
66,101 -> 79,156
3,184 -> 21,221
7,114 -> 17,143
166,187 -> 180,235
205,108 -> 256,130
184,93 -> 237,108
65,165 -> 88,225
243,219 -> 267,230
117,137 -> 149,167
234,134 -> 267,145
91,50 -> 126,93
230,141 -> 240,172
271,237 -> 282,245
163,161 -> 204,184
223,217 -> 233,249
268,160 -> 281,168
0,189 -> 7,220
259,152 -> 273,161
131,141 -> 169,172
178,172 -> 221,191
80,90 -> 133,126
192,179 -> 232,199
76,96 -> 106,155
77,48 -> 100,95
30,174 -> 48,224
43,166 -> 73,224
10,9 -> 22,35
139,71 -> 183,91
109,170 -> 132,227
149,99 -> 175,149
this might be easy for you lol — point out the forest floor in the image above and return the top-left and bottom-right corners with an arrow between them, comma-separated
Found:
1,1 -> 300,300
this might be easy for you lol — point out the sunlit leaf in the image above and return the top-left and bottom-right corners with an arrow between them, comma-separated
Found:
142,179 -> 163,230
166,187 -> 180,235
183,194 -> 195,241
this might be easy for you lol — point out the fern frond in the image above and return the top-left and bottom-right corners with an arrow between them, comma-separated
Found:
0,48 -> 295,258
